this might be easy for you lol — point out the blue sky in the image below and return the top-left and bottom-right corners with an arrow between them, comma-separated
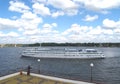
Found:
0,0 -> 120,44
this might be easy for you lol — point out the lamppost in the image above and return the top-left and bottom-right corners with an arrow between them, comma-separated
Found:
90,63 -> 94,82
37,59 -> 40,74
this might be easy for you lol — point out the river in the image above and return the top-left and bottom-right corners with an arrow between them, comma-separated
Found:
0,47 -> 120,84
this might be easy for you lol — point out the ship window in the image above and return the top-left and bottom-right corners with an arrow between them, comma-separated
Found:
78,49 -> 82,52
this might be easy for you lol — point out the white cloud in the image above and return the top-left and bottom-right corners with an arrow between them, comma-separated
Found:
32,3 -> 51,16
51,23 -> 57,27
11,16 -> 18,19
1,0 -> 120,43
74,0 -> 120,13
20,12 -> 43,31
42,23 -> 57,29
9,1 -> 30,13
83,15 -> 98,22
43,24 -> 52,29
103,19 -> 120,28
19,12 -> 43,31
101,10 -> 110,14
23,29 -> 40,35
62,24 -> 91,36
6,32 -> 19,37
61,23 -> 120,43
52,11 -> 64,18
114,29 -> 120,33
19,19 -> 41,30
32,0 -> 46,3
0,31 -> 19,37
88,26 -> 102,35
48,0 -> 79,16
0,12 -> 43,36
22,22 -> 58,36
48,0 -> 78,9
0,20 -> 120,43
0,32 -> 5,37
21,12 -> 38,20
41,23 -> 58,34
0,18 -> 20,29
64,7 -> 78,16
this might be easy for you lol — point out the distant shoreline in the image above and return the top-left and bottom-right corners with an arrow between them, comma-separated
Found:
1,42 -> 120,47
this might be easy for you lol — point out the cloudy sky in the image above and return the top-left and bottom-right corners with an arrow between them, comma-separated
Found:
0,0 -> 120,44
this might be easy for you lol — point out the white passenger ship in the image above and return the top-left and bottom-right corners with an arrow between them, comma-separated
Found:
21,47 -> 105,59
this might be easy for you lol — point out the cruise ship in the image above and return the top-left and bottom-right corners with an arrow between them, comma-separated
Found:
21,47 -> 105,59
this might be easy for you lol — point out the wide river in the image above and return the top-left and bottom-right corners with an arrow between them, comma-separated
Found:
0,47 -> 120,84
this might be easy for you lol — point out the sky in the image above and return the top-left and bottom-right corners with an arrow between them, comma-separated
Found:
0,0 -> 120,44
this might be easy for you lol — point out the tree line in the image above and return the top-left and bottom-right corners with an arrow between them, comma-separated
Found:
24,43 -> 120,47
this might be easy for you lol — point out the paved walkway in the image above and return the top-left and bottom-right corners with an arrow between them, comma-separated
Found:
0,72 -> 94,84
0,74 -> 70,84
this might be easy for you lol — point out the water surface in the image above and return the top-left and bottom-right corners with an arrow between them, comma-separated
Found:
0,47 -> 120,84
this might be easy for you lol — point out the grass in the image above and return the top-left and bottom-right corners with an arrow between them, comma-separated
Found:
0,74 -> 72,84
